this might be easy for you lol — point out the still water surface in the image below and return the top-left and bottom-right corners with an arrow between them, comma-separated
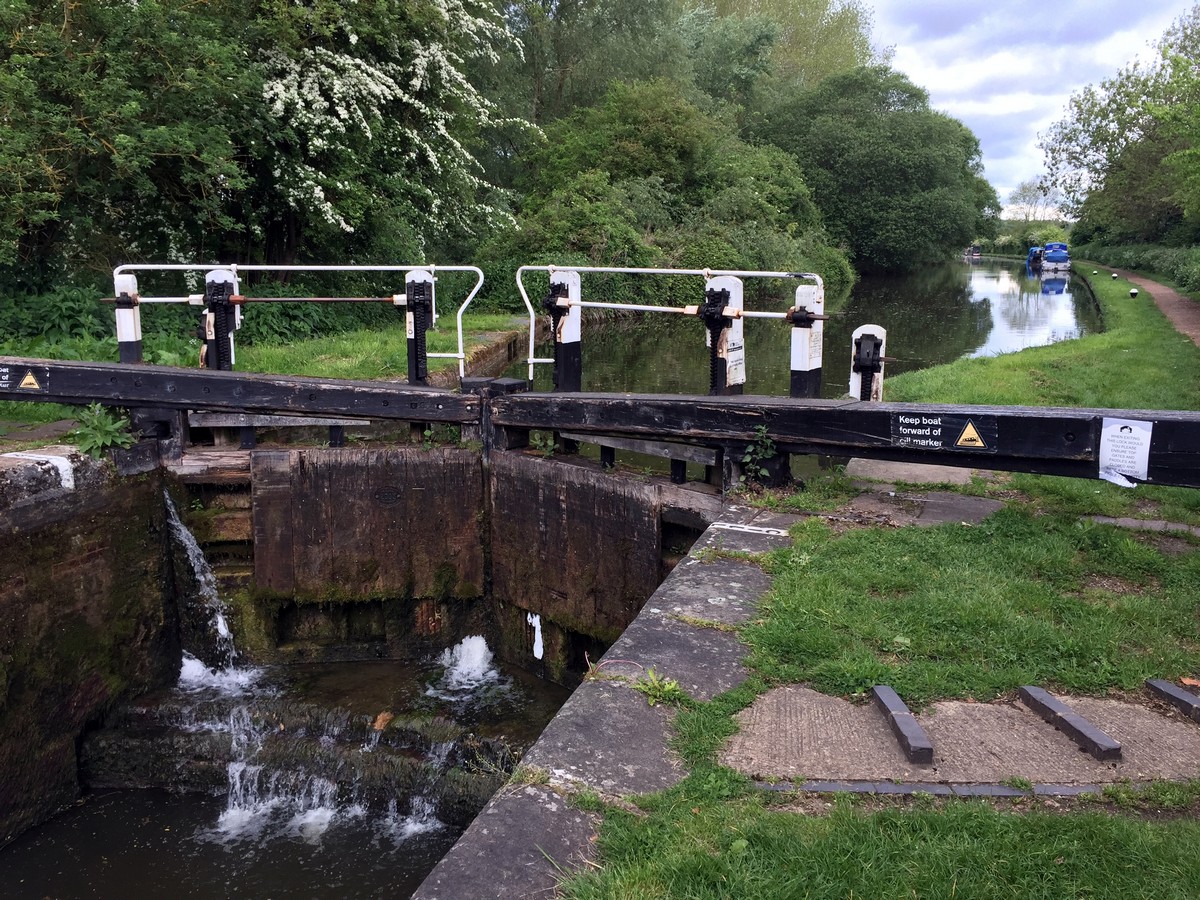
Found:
513,260 -> 1101,394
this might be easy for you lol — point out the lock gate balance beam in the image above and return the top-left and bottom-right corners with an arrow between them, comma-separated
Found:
0,357 -> 477,424
3,357 -> 1200,490
487,393 -> 1200,489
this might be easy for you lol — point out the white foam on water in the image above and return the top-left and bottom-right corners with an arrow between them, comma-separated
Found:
289,807 -> 336,844
178,652 -> 266,697
384,797 -> 443,842
436,635 -> 499,690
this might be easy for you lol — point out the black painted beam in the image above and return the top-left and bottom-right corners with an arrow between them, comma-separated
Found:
0,357 -> 477,423
489,392 -> 1200,488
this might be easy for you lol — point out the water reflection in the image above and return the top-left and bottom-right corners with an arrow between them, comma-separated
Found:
511,260 -> 1102,397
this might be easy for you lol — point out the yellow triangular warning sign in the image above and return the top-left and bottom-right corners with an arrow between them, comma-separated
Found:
18,370 -> 41,390
955,419 -> 987,449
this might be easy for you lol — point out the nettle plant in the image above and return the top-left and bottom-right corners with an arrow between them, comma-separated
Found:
70,404 -> 136,458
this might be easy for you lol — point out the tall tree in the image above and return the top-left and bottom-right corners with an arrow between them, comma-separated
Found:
1040,4 -> 1200,243
0,0 -> 519,288
714,0 -> 878,91
756,66 -> 1000,272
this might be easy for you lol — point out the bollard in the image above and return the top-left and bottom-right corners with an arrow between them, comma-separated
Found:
199,269 -> 239,371
849,324 -> 886,402
787,277 -> 824,398
1130,288 -> 1139,298
113,272 -> 143,364
404,269 -> 435,386
546,270 -> 582,393
701,275 -> 745,396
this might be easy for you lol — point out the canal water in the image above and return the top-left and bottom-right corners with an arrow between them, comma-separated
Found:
512,260 -> 1101,394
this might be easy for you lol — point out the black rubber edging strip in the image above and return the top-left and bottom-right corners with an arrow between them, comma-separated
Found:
871,684 -> 934,764
1018,686 -> 1122,761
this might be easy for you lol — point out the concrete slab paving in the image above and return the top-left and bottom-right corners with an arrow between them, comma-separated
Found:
922,700 -> 1123,783
690,508 -> 799,554
411,784 -> 598,900
722,686 -> 926,781
833,490 -> 1004,528
1067,696 -> 1200,780
644,556 -> 773,627
723,686 -> 1200,785
845,459 -> 975,485
520,680 -> 684,795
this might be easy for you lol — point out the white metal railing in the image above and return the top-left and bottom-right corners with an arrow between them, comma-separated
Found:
111,263 -> 485,377
514,264 -> 824,380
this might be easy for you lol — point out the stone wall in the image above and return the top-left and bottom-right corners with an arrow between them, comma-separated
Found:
0,449 -> 178,845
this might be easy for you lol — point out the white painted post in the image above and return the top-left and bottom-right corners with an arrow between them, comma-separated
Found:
113,272 -> 143,363
789,278 -> 825,398
550,270 -> 582,392
703,274 -> 745,395
849,324 -> 887,402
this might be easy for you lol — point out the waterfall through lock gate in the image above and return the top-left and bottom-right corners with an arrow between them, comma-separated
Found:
0,496 -> 571,899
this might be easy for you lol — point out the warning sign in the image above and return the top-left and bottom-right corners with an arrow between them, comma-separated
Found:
891,413 -> 997,453
0,365 -> 49,393
954,419 -> 988,449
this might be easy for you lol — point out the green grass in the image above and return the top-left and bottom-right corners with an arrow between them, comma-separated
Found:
236,314 -> 523,380
563,793 -> 1200,899
744,510 -> 1200,705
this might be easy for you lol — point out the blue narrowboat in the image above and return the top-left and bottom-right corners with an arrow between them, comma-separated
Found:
1042,241 -> 1070,271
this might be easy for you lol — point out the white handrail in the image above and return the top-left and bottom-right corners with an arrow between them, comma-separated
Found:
111,263 -> 485,377
514,265 -> 824,380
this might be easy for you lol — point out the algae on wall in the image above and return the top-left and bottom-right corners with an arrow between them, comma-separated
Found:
0,456 -> 179,846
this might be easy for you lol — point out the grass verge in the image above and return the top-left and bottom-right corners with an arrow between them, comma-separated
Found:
563,793 -> 1200,899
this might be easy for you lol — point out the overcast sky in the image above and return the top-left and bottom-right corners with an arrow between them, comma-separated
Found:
868,0 -> 1195,203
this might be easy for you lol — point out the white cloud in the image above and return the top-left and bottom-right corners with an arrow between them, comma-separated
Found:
868,0 -> 1193,198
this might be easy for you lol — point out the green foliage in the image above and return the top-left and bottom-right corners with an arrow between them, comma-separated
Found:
69,403 -> 135,458
479,78 -> 853,309
631,668 -> 690,707
755,66 -> 1001,272
0,0 -> 516,289
0,286 -> 110,341
1041,6 -> 1200,245
739,425 -> 776,484
1072,243 -> 1200,293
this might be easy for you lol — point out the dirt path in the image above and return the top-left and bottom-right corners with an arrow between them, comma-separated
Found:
1113,268 -> 1200,347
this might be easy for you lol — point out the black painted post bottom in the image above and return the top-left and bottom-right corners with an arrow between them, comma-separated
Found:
239,426 -> 256,450
329,425 -> 345,448
600,446 -> 615,469
670,459 -> 687,484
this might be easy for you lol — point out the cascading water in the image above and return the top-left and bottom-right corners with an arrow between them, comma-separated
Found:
3,502 -> 570,897
164,492 -> 242,675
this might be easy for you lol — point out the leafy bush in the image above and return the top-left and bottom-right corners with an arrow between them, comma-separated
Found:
69,403 -> 135,458
0,286 -> 110,341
